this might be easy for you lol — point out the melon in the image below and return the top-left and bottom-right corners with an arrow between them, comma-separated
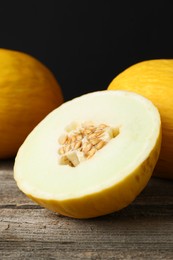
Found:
0,48 -> 63,158
14,90 -> 161,219
108,59 -> 173,179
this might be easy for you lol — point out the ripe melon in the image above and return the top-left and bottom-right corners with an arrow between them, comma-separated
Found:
14,90 -> 161,219
108,59 -> 173,179
0,49 -> 63,158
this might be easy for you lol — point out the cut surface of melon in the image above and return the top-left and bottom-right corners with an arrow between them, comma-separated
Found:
14,90 -> 161,218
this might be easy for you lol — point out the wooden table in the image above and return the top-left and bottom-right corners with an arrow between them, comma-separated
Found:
0,159 -> 173,260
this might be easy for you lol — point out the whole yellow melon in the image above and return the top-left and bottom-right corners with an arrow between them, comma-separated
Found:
108,59 -> 173,179
0,49 -> 63,158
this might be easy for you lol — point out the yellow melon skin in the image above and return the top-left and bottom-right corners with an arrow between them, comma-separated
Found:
0,49 -> 63,159
108,59 -> 173,179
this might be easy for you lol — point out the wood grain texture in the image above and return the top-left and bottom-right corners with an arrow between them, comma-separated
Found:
0,159 -> 173,260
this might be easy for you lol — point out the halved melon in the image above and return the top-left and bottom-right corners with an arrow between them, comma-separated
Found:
14,90 -> 161,219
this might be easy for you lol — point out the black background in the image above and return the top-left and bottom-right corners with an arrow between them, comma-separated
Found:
1,1 -> 173,101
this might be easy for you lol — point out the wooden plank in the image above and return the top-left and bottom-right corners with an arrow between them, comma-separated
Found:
1,208 -> 173,259
0,160 -> 173,259
1,209 -> 173,259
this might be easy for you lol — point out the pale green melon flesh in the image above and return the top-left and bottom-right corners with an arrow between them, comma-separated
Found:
14,90 -> 161,200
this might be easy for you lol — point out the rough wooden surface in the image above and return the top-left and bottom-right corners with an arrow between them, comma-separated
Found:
0,160 -> 173,260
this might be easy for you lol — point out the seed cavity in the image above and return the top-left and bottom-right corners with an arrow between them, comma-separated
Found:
58,121 -> 119,167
